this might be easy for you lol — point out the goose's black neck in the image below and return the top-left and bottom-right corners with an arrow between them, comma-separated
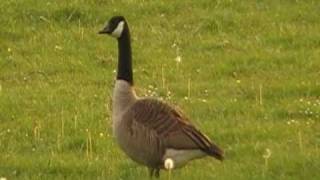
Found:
117,25 -> 133,85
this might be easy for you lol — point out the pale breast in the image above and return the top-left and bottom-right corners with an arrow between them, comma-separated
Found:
112,80 -> 137,135
115,108 -> 164,168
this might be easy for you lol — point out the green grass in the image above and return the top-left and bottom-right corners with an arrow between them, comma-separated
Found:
1,0 -> 320,179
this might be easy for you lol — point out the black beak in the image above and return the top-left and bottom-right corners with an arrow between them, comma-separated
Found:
98,25 -> 112,34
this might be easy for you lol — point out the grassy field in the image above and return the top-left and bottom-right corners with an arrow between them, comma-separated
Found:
1,0 -> 320,179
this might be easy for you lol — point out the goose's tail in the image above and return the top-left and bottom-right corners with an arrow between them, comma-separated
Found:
207,143 -> 224,161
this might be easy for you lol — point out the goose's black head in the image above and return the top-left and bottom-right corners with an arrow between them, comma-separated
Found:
99,16 -> 127,38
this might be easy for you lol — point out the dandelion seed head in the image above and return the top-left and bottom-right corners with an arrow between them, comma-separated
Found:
164,158 -> 174,170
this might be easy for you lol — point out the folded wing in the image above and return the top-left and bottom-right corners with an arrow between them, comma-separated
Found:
122,98 -> 224,163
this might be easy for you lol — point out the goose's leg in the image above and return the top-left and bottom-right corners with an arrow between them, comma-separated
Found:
154,169 -> 160,178
149,168 -> 154,178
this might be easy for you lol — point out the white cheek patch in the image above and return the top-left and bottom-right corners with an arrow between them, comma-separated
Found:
111,21 -> 125,38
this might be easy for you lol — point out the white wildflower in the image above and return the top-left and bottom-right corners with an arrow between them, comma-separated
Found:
175,56 -> 181,63
99,133 -> 104,137
201,99 -> 207,103
54,45 -> 62,50
263,148 -> 272,159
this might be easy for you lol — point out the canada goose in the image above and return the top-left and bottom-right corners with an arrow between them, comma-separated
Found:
99,16 -> 224,178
